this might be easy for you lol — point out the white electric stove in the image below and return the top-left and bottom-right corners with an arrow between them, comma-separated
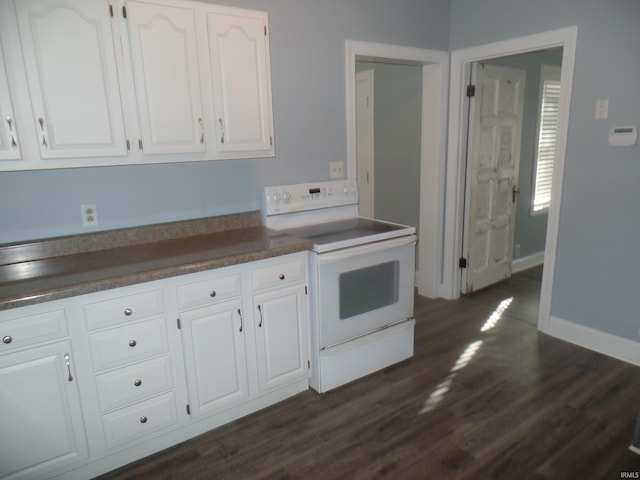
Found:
263,179 -> 416,393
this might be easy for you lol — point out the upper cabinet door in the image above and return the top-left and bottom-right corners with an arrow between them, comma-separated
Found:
15,0 -> 127,159
0,37 -> 21,161
206,11 -> 274,157
126,1 -> 205,155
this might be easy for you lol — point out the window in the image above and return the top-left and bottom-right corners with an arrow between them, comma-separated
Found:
531,64 -> 561,215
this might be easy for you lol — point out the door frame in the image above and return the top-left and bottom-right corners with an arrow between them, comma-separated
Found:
345,40 -> 449,298
355,68 -> 375,218
442,26 -> 578,332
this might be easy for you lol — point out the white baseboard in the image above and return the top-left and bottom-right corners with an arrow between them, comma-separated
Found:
546,315 -> 640,367
512,251 -> 544,273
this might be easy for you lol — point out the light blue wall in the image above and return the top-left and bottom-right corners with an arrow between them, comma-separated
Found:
0,0 -> 450,243
451,0 -> 640,340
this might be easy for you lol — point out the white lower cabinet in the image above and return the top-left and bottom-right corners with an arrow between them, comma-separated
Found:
253,284 -> 309,393
179,299 -> 250,417
177,253 -> 310,421
0,252 -> 309,479
0,303 -> 88,480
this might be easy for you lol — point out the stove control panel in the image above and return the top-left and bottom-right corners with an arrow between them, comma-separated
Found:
264,179 -> 358,216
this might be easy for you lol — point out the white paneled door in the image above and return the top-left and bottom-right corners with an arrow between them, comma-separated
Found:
462,63 -> 525,293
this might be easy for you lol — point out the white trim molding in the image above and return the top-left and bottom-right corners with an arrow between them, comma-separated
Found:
547,316 -> 640,367
512,251 -> 544,274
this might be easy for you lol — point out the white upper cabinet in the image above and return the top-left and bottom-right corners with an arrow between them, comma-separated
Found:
0,0 -> 275,170
14,0 -> 128,159
125,1 -> 206,155
206,9 -> 274,158
0,38 -> 21,161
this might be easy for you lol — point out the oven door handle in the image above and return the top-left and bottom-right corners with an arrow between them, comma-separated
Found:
316,235 -> 416,265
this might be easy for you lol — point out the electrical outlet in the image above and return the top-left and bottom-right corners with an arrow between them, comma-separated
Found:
514,244 -> 521,257
330,161 -> 344,179
81,203 -> 98,226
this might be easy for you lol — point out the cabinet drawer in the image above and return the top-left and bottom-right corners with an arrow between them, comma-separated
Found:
176,273 -> 241,310
89,317 -> 169,372
101,392 -> 178,449
251,257 -> 306,291
0,309 -> 68,353
95,356 -> 174,412
84,289 -> 165,331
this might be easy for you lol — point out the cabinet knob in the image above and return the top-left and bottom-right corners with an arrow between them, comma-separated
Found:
209,290 -> 217,298
124,308 -> 133,316
139,416 -> 148,424
129,339 -> 137,347
279,273 -> 285,280
134,379 -> 142,387
2,335 -> 12,344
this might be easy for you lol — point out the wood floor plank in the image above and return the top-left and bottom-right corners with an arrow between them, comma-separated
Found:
97,267 -> 640,479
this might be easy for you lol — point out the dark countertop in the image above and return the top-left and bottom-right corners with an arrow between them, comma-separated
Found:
0,212 -> 312,311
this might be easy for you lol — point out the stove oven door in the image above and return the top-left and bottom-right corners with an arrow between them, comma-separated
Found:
316,235 -> 416,349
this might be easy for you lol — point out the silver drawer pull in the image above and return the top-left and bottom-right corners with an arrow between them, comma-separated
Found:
209,290 -> 217,298
279,273 -> 285,280
124,308 -> 133,316
128,339 -> 137,347
2,335 -> 12,344
134,379 -> 142,387
139,416 -> 148,424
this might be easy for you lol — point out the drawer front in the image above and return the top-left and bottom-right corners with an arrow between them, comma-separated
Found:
176,273 -> 241,310
89,317 -> 169,372
0,309 -> 68,353
84,289 -> 165,331
95,356 -> 174,412
251,257 -> 306,291
101,392 -> 178,449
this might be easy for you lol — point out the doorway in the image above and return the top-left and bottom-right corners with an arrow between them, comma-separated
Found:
443,27 -> 578,333
345,40 -> 448,299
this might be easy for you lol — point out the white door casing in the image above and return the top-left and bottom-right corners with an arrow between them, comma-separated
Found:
461,63 -> 525,293
345,41 -> 449,299
356,69 -> 375,218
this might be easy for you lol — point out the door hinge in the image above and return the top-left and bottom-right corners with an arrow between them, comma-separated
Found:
138,139 -> 143,150
459,257 -> 468,269
186,404 -> 190,415
466,84 -> 476,97
264,25 -> 267,36
109,4 -> 114,17
308,360 -> 311,369
122,5 -> 127,18
270,136 -> 273,146
177,318 -> 181,330
305,286 -> 308,295
126,139 -> 131,151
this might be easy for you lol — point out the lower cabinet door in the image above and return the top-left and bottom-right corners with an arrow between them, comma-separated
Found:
0,341 -> 88,479
179,299 -> 250,418
253,284 -> 309,392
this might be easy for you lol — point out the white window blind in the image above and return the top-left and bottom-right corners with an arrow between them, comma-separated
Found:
531,64 -> 561,214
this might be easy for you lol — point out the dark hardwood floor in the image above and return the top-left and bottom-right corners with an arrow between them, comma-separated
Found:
98,266 -> 640,479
